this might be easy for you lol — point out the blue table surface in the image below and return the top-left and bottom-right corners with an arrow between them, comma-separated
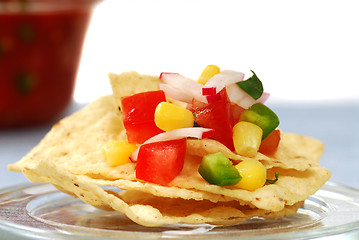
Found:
1,100 -> 358,190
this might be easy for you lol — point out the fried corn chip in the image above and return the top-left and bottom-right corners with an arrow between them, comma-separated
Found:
186,134 -> 323,171
108,71 -> 161,110
85,159 -> 329,212
8,95 -> 135,181
8,71 -> 331,227
19,157 -> 302,227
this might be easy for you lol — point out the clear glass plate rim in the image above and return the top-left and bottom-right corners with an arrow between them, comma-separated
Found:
0,181 -> 359,240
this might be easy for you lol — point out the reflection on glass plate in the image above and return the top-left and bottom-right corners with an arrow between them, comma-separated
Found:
0,181 -> 359,239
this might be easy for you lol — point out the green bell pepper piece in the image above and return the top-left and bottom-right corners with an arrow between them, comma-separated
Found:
240,103 -> 280,140
236,70 -> 263,100
198,152 -> 241,186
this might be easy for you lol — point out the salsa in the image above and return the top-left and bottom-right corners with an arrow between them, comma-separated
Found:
0,0 -> 98,127
103,65 -> 282,190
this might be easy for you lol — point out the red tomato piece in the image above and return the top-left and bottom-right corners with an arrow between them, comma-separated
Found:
231,103 -> 246,125
193,89 -> 235,150
258,129 -> 281,155
135,138 -> 187,186
121,90 -> 166,144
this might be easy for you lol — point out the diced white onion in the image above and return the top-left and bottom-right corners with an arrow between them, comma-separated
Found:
160,84 -> 193,103
226,84 -> 255,108
130,127 -> 215,162
204,70 -> 245,94
160,72 -> 207,103
239,95 -> 257,109
159,70 -> 267,109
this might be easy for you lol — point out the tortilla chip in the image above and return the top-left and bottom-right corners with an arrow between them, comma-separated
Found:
108,71 -> 161,110
8,95 -> 135,181
186,132 -> 322,171
7,92 -> 330,212
169,155 -> 329,211
20,157 -> 302,227
278,132 -> 325,163
9,92 -> 322,183
85,162 -> 330,212
118,190 -> 303,226
8,71 -> 331,227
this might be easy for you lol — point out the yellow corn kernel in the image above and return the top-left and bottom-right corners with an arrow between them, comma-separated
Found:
154,102 -> 194,131
233,121 -> 263,157
235,159 -> 267,191
197,65 -> 220,85
102,140 -> 137,167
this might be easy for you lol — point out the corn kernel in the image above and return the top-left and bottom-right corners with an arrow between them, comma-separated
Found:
234,159 -> 267,191
155,102 -> 194,131
197,65 -> 220,85
233,121 -> 263,157
102,140 -> 137,167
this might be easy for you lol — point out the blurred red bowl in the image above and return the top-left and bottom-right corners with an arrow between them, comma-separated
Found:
0,0 -> 101,127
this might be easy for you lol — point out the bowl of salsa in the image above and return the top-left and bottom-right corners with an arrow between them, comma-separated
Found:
0,0 -> 101,127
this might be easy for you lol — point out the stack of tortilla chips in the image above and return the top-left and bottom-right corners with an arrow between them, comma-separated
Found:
8,72 -> 331,227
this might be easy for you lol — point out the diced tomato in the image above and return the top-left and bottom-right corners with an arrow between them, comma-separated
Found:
135,138 -> 187,186
231,103 -> 246,125
193,89 -> 235,150
121,90 -> 166,144
258,129 -> 281,155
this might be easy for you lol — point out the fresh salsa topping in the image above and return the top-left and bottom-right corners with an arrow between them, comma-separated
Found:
154,102 -> 194,132
236,70 -> 263,100
233,121 -> 263,158
198,152 -> 241,186
197,64 -> 220,85
102,140 -> 137,167
234,158 -> 267,191
259,129 -> 281,155
103,65 -> 281,190
240,102 -> 280,140
135,138 -> 187,186
130,127 -> 215,162
121,90 -> 166,144
193,88 -> 235,150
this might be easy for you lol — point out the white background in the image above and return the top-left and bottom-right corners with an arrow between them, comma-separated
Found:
74,0 -> 359,104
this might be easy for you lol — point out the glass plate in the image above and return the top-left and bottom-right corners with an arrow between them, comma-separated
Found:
0,182 -> 359,240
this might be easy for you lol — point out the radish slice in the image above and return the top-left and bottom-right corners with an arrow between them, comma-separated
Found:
202,87 -> 223,103
130,127 -> 215,162
204,70 -> 245,94
160,72 -> 207,103
202,87 -> 216,96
